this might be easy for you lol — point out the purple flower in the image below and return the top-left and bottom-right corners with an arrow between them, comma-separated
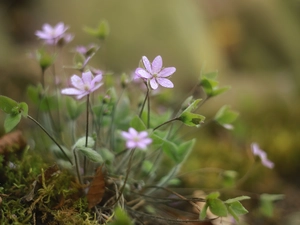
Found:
251,143 -> 274,169
61,71 -> 103,99
121,128 -> 152,150
135,55 -> 176,90
35,22 -> 73,46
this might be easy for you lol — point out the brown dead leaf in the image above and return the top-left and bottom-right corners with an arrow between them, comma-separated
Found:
87,165 -> 106,209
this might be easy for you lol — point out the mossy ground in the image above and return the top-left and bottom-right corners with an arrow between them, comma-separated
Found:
0,148 -> 100,225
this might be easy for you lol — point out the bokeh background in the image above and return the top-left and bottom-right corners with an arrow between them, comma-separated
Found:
1,0 -> 300,224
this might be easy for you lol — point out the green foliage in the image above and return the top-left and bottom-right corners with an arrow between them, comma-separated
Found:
179,99 -> 205,126
84,20 -> 110,40
77,147 -> 103,163
200,71 -> 230,97
4,113 -> 22,132
0,95 -> 19,114
259,194 -> 284,217
108,207 -> 134,225
215,105 -> 239,129
200,192 -> 250,221
0,95 -> 29,132
66,97 -> 85,120
27,85 -> 59,111
35,48 -> 55,71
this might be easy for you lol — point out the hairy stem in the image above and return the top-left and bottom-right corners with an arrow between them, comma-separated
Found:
153,117 -> 180,131
27,115 -> 73,165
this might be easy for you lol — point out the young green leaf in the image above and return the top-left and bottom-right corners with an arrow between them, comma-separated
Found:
199,203 -> 208,220
4,113 -> 22,133
179,112 -> 205,127
74,136 -> 95,148
227,201 -> 249,221
130,115 -> 147,131
207,198 -> 228,217
214,105 -> 239,129
108,207 -> 133,225
162,139 -> 179,163
179,99 -> 205,127
77,147 -> 103,163
83,20 -> 110,40
224,196 -> 251,204
207,192 -> 220,199
177,139 -> 195,164
19,102 -> 28,117
0,95 -> 19,114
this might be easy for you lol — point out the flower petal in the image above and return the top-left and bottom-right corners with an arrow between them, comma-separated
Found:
157,78 -> 174,88
158,67 -> 176,78
149,78 -> 159,90
42,24 -> 53,33
61,88 -> 84,96
91,74 -> 103,86
90,82 -> 103,93
128,127 -> 138,136
135,68 -> 152,79
152,55 -> 163,74
126,141 -> 137,149
35,31 -> 50,39
82,71 -> 93,84
76,92 -> 89,99
142,56 -> 152,73
71,75 -> 84,90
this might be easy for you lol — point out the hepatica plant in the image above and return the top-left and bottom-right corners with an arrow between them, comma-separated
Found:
0,21 -> 276,224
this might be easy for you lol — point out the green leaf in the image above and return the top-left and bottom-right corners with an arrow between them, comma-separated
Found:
207,198 -> 228,217
19,102 -> 28,117
130,115 -> 147,131
199,203 -> 208,220
211,86 -> 231,97
179,112 -> 205,127
181,99 -> 202,113
4,113 -> 22,132
179,99 -> 205,127
99,148 -> 115,163
66,97 -> 85,120
74,136 -> 95,149
0,95 -> 19,114
108,207 -> 133,225
35,48 -> 55,70
224,196 -> 251,204
77,147 -> 103,163
83,20 -> 110,40
259,194 -> 284,217
200,71 -> 230,97
207,192 -> 220,199
177,139 -> 195,164
162,140 -> 179,163
229,201 -> 248,215
214,105 -> 239,129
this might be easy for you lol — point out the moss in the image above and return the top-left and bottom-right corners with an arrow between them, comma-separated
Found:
0,148 -> 101,225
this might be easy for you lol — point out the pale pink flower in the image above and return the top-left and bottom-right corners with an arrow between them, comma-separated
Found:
61,71 -> 103,99
35,22 -> 73,46
251,143 -> 274,169
121,128 -> 152,150
135,55 -> 176,90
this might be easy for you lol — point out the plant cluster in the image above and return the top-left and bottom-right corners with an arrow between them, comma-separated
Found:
0,21 -> 278,224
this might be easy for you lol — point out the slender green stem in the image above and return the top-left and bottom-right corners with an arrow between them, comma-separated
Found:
153,117 -> 180,131
139,82 -> 149,118
27,115 -> 73,165
83,94 -> 90,175
114,148 -> 136,205
147,86 -> 150,128
73,148 -> 82,184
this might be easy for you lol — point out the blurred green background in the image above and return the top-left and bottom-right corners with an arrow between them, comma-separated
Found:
1,0 -> 300,223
